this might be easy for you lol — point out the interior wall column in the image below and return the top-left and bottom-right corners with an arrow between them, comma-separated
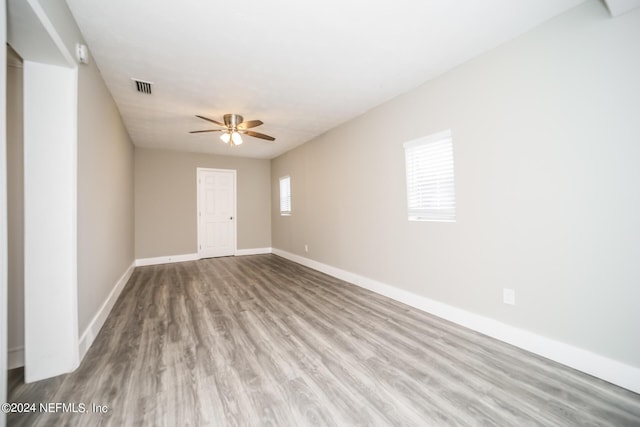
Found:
23,61 -> 78,382
8,0 -> 81,383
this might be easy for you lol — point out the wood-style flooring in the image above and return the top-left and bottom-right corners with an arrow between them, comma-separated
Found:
8,254 -> 640,426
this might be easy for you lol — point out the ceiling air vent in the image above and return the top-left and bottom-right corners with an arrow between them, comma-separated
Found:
132,78 -> 153,94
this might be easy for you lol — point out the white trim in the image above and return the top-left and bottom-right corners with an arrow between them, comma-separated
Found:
271,248 -> 640,394
135,253 -> 199,267
135,249 -> 273,266
8,347 -> 24,370
26,0 -> 77,67
78,262 -> 135,361
235,247 -> 273,256
403,128 -> 452,149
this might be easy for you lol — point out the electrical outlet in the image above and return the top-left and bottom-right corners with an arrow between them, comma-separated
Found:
304,244 -> 309,253
503,288 -> 515,305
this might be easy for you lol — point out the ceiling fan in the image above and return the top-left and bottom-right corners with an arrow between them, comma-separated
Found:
190,114 -> 275,147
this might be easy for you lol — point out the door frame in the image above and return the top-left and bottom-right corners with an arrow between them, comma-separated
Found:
196,167 -> 237,259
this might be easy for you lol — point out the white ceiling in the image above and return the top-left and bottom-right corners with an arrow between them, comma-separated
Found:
66,0 -> 585,159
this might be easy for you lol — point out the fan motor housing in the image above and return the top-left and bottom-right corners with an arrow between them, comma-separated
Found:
223,114 -> 242,128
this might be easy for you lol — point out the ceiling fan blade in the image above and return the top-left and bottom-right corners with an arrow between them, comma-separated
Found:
237,120 -> 263,130
240,130 -> 275,141
195,115 -> 225,126
189,129 -> 223,133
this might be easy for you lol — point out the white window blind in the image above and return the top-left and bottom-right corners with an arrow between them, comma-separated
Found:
404,130 -> 455,222
279,176 -> 291,215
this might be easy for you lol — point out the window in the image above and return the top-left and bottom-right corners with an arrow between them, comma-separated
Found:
404,130 -> 455,222
279,176 -> 291,215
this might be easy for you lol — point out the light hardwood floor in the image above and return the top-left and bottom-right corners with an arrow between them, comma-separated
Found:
8,254 -> 640,426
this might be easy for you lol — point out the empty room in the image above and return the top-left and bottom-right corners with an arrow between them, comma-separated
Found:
2,0 -> 640,425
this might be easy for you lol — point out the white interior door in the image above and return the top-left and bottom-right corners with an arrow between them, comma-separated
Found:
197,168 -> 236,258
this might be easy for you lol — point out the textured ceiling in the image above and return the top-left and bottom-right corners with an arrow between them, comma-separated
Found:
66,0 -> 585,159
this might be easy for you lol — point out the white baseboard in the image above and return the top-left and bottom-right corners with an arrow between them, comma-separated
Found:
236,247 -> 272,256
8,346 -> 24,369
135,249 -> 273,267
78,262 -> 136,361
135,253 -> 199,267
272,248 -> 640,394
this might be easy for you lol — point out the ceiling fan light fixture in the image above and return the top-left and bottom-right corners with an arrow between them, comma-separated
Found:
191,114 -> 274,146
231,131 -> 243,145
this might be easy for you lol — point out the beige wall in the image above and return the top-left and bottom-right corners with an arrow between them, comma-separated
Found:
135,148 -> 271,258
77,58 -> 135,334
272,1 -> 640,368
7,47 -> 24,357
